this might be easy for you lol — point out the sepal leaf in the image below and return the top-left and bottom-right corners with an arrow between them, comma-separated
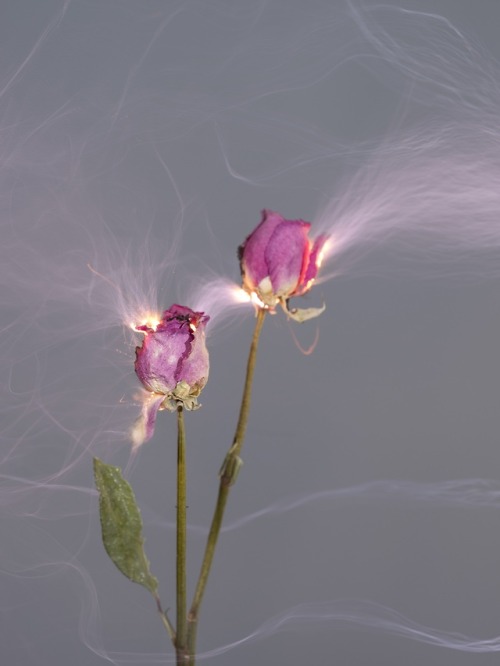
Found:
282,300 -> 326,322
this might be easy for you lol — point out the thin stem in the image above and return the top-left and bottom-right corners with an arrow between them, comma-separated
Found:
186,308 -> 266,662
233,307 -> 267,458
176,405 -> 187,663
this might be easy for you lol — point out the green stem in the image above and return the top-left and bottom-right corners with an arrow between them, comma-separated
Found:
186,308 -> 266,662
176,405 -> 187,664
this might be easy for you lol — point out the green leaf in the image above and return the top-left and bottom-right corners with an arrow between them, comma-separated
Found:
93,457 -> 158,596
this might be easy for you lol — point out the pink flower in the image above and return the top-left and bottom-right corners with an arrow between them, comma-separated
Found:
238,210 -> 328,321
131,304 -> 209,447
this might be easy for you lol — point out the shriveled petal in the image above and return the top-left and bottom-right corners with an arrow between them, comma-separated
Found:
130,393 -> 165,449
239,210 -> 286,288
164,303 -> 198,319
134,329 -> 187,394
177,326 -> 209,389
297,234 -> 329,295
265,220 -> 310,297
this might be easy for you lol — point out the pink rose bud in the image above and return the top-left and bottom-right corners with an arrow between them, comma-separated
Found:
238,210 -> 328,322
131,304 -> 209,447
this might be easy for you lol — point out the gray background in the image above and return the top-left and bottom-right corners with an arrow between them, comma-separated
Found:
3,1 -> 500,664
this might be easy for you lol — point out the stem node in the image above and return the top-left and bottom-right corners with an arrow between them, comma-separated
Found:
219,447 -> 243,487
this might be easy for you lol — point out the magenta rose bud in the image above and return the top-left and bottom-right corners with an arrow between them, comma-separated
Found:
238,210 -> 328,322
131,304 -> 209,447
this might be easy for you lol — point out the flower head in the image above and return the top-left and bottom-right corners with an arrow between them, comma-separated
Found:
238,210 -> 328,322
131,304 -> 209,447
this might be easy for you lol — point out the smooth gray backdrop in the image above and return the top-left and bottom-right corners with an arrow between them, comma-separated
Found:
3,1 -> 500,665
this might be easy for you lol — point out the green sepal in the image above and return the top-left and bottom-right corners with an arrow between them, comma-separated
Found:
93,457 -> 158,595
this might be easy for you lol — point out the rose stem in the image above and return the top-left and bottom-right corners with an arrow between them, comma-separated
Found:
175,404 -> 188,664
186,307 -> 266,662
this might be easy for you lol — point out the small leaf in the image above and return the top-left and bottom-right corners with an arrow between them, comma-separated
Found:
93,457 -> 158,595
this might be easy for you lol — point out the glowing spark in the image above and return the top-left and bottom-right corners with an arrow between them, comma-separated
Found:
130,313 -> 161,333
230,286 -> 269,310
317,239 -> 331,267
250,291 -> 267,309
232,287 -> 252,303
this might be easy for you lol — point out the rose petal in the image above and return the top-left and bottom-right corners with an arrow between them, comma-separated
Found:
298,233 -> 329,294
134,329 -> 185,394
265,220 -> 310,297
239,210 -> 286,288
130,392 -> 165,449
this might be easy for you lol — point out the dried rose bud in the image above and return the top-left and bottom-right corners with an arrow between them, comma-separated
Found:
238,210 -> 328,322
131,304 -> 209,447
